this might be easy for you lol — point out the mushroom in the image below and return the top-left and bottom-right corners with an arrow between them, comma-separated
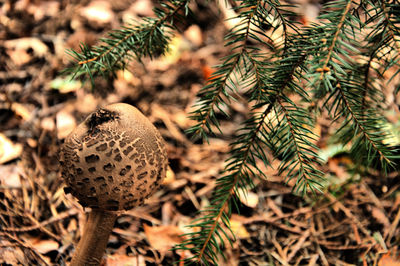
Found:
59,103 -> 168,265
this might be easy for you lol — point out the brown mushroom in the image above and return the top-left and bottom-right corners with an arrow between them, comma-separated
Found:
60,103 -> 168,266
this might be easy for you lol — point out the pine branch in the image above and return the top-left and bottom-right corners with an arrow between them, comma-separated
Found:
364,1 -> 400,92
330,72 -> 395,169
187,0 -> 295,140
187,2 -> 261,140
382,1 -> 400,55
274,95 -> 323,193
65,0 -> 191,84
308,0 -> 354,97
179,102 -> 275,265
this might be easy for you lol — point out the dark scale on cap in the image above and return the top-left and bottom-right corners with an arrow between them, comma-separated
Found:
129,152 -> 139,160
136,164 -> 144,172
137,172 -> 148,180
95,176 -> 105,182
119,168 -> 127,176
86,138 -> 99,148
114,154 -> 122,162
123,146 -> 133,156
96,143 -> 108,151
150,170 -> 156,179
86,108 -> 119,133
85,154 -> 100,163
103,163 -> 115,171
120,140 -> 127,148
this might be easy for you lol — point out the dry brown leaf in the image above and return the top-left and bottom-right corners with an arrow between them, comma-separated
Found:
12,102 -> 32,121
32,239 -> 59,254
378,252 -> 400,266
230,215 -> 250,239
81,1 -> 113,25
0,246 -> 28,265
27,1 -> 60,21
237,189 -> 259,208
162,166 -> 176,185
6,49 -> 31,66
184,25 -> 203,46
0,133 -> 22,164
4,38 -> 48,57
106,254 -> 145,266
143,224 -> 184,255
130,0 -> 154,17
0,165 -> 21,188
41,117 -> 56,132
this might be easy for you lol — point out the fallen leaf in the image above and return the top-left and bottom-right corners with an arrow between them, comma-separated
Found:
378,252 -> 400,266
106,254 -> 145,266
230,215 -> 250,239
161,35 -> 191,65
130,0 -> 154,17
28,1 -> 60,21
11,102 -> 32,121
237,189 -> 259,208
162,166 -> 176,185
0,246 -> 28,265
32,239 -> 59,254
4,38 -> 48,57
41,117 -> 56,132
6,49 -> 31,66
184,25 -> 203,46
143,224 -> 184,255
81,1 -> 113,25
0,133 -> 22,164
0,164 -> 21,188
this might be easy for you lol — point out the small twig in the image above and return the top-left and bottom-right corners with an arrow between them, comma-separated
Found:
317,240 -> 371,250
325,193 -> 374,242
386,205 -> 400,242
287,229 -> 310,262
1,209 -> 78,233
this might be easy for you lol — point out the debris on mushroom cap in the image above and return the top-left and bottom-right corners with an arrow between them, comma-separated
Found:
60,103 -> 168,211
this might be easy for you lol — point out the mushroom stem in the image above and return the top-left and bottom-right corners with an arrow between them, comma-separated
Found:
70,210 -> 118,266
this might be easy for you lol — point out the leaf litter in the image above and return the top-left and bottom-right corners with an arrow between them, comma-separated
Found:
0,0 -> 399,265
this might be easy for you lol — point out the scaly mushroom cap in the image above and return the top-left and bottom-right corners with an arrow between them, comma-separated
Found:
60,103 -> 168,211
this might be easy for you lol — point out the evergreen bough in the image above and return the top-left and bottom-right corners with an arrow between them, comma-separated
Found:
66,0 -> 400,264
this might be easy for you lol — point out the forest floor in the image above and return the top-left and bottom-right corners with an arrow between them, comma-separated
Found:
1,0 -> 400,265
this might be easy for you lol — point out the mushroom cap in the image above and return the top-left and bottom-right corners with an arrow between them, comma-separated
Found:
60,103 -> 168,211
